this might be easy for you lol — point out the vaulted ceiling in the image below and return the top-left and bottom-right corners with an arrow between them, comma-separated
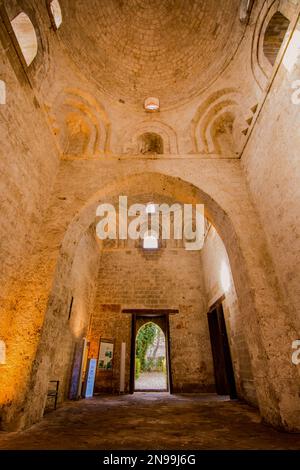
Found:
60,0 -> 246,110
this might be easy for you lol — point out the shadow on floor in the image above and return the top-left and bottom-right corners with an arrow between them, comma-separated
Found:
0,393 -> 300,450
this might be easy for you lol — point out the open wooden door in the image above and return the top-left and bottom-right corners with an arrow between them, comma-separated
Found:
207,301 -> 237,399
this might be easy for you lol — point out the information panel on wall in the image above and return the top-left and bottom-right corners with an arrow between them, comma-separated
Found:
98,338 -> 114,371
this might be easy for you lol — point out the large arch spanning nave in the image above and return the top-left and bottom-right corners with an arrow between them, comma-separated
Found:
0,0 -> 300,450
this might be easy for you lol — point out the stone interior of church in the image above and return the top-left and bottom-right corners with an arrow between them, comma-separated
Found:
0,0 -> 300,450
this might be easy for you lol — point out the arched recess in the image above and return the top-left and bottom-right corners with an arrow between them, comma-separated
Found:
119,120 -> 178,154
1,172 -> 299,432
191,89 -> 251,156
138,132 -> 164,154
49,89 -> 111,156
210,111 -> 235,155
251,1 -> 292,90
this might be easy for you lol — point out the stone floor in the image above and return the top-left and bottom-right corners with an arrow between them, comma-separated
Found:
135,371 -> 167,390
0,393 -> 300,450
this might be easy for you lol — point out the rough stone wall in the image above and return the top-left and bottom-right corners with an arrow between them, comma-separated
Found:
201,226 -> 258,406
47,228 -> 100,406
88,303 -> 131,394
2,162 -> 298,431
0,4 -> 60,428
0,0 -> 299,434
242,17 -> 300,334
0,34 -> 59,313
88,246 -> 214,394
13,225 -> 101,427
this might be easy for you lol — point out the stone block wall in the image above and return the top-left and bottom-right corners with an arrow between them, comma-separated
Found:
242,17 -> 300,333
88,246 -> 214,394
47,228 -> 100,405
0,44 -> 59,317
0,0 -> 299,432
201,226 -> 258,406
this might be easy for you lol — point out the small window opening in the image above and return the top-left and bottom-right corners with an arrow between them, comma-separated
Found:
0,80 -> 6,104
240,0 -> 253,23
0,340 -> 6,365
50,0 -> 63,29
263,11 -> 290,66
11,12 -> 38,66
146,203 -> 156,214
144,97 -> 160,112
143,231 -> 158,250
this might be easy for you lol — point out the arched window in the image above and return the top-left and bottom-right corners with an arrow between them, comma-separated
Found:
138,132 -> 164,154
11,12 -> 38,66
239,0 -> 253,23
135,322 -> 167,391
0,340 -> 6,364
263,12 -> 290,66
49,0 -> 63,30
146,203 -> 156,214
143,231 -> 158,249
0,80 -> 6,104
144,97 -> 160,112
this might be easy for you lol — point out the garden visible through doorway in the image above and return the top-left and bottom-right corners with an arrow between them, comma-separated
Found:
135,322 -> 167,391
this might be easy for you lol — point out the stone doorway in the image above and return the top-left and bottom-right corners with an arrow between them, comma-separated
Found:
127,311 -> 174,394
135,322 -> 167,391
207,299 -> 237,399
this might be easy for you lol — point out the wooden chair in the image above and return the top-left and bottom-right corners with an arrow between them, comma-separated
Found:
47,380 -> 59,410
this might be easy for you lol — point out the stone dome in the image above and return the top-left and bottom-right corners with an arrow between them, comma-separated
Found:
61,0 -> 245,109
